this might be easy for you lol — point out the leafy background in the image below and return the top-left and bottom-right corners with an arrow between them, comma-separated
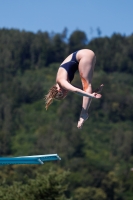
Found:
0,28 -> 133,200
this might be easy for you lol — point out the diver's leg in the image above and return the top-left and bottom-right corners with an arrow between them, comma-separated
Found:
77,51 -> 96,129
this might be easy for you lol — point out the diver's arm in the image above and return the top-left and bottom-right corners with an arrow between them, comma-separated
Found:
57,79 -> 101,98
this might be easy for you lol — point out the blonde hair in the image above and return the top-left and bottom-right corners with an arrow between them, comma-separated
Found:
45,85 -> 64,110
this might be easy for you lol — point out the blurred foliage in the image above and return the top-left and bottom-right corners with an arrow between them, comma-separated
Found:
0,169 -> 71,200
0,28 -> 133,199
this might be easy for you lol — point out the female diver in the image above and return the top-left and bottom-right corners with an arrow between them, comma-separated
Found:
45,49 -> 103,129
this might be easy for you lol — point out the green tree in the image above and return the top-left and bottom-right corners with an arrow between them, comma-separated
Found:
73,186 -> 106,200
0,170 -> 71,200
68,30 -> 88,53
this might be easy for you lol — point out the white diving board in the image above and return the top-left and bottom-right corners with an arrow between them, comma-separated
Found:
0,154 -> 61,165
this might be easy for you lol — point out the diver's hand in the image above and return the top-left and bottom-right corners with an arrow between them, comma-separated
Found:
91,93 -> 102,98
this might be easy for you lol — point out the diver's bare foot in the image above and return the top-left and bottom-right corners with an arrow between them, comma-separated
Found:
77,112 -> 89,129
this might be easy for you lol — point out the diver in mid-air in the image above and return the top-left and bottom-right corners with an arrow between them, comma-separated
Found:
45,49 -> 103,129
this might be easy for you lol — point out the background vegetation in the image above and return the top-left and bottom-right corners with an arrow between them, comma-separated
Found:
0,28 -> 133,200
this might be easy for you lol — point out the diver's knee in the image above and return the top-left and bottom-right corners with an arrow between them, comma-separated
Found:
83,83 -> 92,92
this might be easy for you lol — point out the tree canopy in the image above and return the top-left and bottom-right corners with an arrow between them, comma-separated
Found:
0,28 -> 133,200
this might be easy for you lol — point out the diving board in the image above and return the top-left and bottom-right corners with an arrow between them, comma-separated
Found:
0,154 -> 61,165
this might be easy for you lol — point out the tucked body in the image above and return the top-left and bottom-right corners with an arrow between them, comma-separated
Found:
45,49 -> 103,129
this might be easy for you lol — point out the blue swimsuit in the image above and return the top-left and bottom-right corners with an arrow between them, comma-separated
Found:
60,51 -> 79,82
